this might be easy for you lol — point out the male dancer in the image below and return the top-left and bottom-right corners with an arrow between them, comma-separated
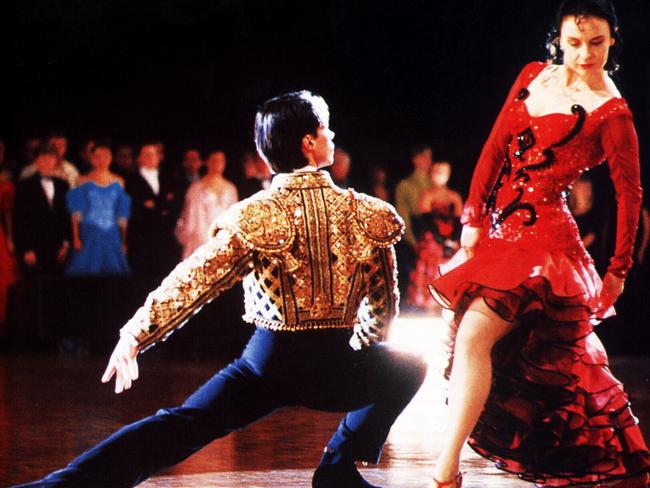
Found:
15,91 -> 426,488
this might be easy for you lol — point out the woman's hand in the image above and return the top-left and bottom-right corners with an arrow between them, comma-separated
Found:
23,250 -> 37,267
102,335 -> 140,394
599,272 -> 625,311
56,242 -> 70,263
460,225 -> 481,258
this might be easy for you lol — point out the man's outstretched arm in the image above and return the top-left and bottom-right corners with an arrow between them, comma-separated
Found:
103,228 -> 255,393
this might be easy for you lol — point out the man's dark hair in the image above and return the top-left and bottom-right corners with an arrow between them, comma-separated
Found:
138,141 -> 160,153
254,90 -> 329,174
409,144 -> 432,160
34,144 -> 59,159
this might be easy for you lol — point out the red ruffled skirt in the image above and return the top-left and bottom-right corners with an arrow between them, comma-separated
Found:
429,238 -> 650,486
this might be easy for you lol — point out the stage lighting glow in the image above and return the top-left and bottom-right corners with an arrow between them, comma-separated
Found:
383,314 -> 454,462
387,314 -> 450,372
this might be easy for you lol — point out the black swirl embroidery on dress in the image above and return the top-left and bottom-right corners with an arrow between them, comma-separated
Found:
495,184 -> 537,228
489,140 -> 537,230
487,104 -> 587,231
513,127 -> 535,161
516,104 -> 586,175
517,88 -> 530,101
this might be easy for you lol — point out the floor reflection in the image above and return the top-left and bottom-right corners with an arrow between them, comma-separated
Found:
2,316 -> 649,486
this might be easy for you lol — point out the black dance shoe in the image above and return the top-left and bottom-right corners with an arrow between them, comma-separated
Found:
312,460 -> 381,488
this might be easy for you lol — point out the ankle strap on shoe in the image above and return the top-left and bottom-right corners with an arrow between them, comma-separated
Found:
432,472 -> 462,488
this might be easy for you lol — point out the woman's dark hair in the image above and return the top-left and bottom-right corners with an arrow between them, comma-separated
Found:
92,144 -> 112,154
546,0 -> 621,74
254,90 -> 329,174
92,139 -> 113,154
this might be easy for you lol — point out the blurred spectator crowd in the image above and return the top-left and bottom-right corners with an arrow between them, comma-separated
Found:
0,133 -> 648,344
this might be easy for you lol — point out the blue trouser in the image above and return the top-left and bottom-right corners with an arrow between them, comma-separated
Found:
25,327 -> 427,487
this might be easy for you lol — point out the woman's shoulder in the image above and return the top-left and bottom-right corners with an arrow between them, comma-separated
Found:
190,179 -> 207,193
110,174 -> 126,188
224,178 -> 238,192
594,77 -> 631,120
517,61 -> 549,81
602,74 -> 623,100
185,179 -> 209,200
76,175 -> 90,186
446,187 -> 463,200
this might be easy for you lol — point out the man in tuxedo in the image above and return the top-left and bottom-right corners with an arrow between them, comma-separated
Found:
13,145 -> 71,277
126,142 -> 182,283
19,132 -> 79,187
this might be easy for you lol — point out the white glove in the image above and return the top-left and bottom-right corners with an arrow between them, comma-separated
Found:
349,320 -> 384,351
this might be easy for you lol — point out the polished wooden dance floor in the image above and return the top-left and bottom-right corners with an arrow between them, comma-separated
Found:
3,317 -> 649,487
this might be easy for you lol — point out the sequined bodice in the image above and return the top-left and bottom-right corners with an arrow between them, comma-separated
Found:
85,183 -> 124,230
483,73 -> 631,254
70,181 -> 131,231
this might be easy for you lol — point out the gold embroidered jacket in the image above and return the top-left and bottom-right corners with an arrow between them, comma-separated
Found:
121,171 -> 404,351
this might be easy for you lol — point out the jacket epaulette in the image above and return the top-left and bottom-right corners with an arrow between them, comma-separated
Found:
210,192 -> 295,254
349,191 -> 404,261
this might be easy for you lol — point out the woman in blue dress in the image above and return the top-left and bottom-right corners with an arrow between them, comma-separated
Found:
66,143 -> 131,276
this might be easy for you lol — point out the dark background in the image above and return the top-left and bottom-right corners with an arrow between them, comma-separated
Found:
3,0 -> 649,189
2,0 -> 649,354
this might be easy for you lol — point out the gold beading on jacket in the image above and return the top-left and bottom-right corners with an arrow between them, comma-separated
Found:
121,171 -> 404,350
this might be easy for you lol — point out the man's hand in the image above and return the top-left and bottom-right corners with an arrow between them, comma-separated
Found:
460,225 -> 481,259
349,321 -> 384,351
102,335 -> 140,394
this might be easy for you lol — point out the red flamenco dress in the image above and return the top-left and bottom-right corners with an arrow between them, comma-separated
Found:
0,177 -> 18,336
429,62 -> 650,486
407,202 -> 461,312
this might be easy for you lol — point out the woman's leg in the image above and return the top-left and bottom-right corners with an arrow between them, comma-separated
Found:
433,298 -> 515,483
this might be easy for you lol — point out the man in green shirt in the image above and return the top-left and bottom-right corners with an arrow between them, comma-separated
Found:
394,144 -> 433,296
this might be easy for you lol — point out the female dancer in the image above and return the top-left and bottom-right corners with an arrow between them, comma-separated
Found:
407,161 -> 462,312
429,1 -> 650,486
175,150 -> 238,259
66,143 -> 131,276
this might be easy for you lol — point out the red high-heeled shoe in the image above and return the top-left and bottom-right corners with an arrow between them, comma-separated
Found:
432,472 -> 462,488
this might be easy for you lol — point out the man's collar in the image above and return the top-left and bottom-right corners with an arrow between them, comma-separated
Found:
270,170 -> 334,191
293,164 -> 318,173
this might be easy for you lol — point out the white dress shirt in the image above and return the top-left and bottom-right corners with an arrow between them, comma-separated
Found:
139,167 -> 160,195
40,177 -> 55,207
